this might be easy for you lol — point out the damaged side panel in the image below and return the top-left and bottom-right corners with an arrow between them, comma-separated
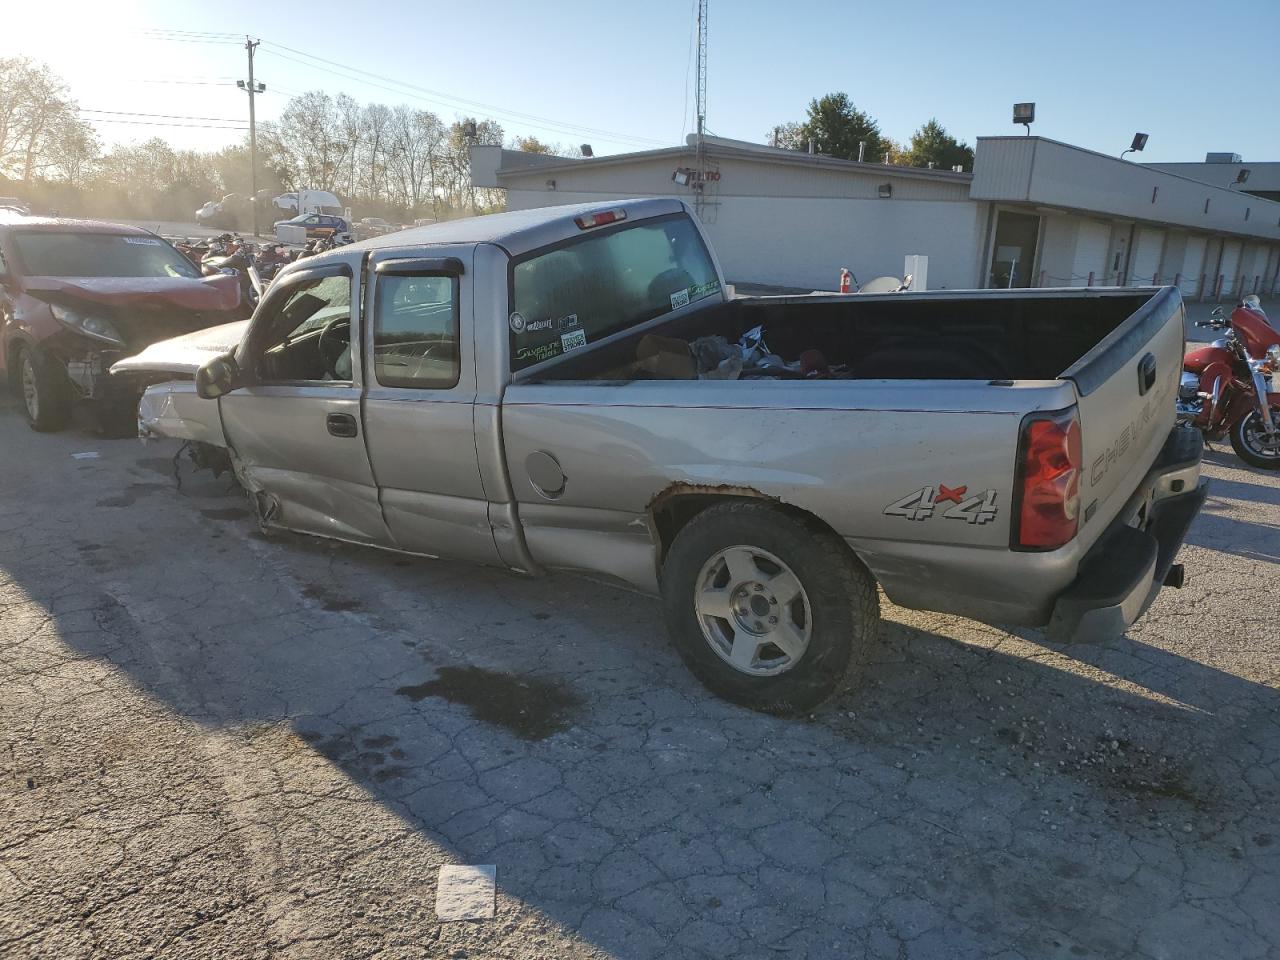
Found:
138,381 -> 227,447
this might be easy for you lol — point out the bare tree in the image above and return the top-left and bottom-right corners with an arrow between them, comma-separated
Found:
41,115 -> 99,186
0,57 -> 81,183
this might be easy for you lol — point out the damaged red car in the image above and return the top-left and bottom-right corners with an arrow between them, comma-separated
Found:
0,214 -> 246,434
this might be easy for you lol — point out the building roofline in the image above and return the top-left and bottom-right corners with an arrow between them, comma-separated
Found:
977,135 -> 1280,208
493,135 -> 973,183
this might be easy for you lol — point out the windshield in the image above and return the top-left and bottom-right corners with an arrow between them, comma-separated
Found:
509,213 -> 720,371
12,232 -> 200,279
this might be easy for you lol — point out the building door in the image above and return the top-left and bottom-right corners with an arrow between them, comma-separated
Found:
1072,220 -> 1110,285
1219,241 -> 1243,297
1105,223 -> 1133,285
988,211 -> 1040,288
1130,228 -> 1165,285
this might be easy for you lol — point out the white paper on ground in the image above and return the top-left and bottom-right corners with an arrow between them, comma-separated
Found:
435,864 -> 496,921
71,452 -> 101,460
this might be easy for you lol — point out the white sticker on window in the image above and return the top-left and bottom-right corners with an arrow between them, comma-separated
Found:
560,329 -> 587,352
508,311 -> 527,333
124,237 -> 162,245
670,289 -> 691,310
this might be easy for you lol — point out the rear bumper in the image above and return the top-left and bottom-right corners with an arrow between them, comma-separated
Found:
1047,425 -> 1206,643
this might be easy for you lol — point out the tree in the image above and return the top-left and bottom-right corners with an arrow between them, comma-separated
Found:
772,93 -> 885,162
0,57 -> 82,182
512,135 -> 554,155
897,119 -> 974,171
385,105 -> 445,214
40,115 -> 99,186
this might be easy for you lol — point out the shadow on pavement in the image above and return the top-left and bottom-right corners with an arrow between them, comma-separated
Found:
4,416 -> 1278,959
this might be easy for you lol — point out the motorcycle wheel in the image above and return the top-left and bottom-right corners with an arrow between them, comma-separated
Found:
1229,403 -> 1280,469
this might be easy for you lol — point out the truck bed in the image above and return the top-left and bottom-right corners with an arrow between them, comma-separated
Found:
525,288 -> 1158,385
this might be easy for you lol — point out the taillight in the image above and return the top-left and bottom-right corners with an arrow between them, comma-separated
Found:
574,208 -> 627,230
1013,407 -> 1082,550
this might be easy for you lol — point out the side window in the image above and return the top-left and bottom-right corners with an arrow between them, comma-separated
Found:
253,272 -> 353,383
509,214 -> 719,371
372,274 -> 459,389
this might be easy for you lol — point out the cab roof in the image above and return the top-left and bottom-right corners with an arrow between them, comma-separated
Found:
350,197 -> 689,258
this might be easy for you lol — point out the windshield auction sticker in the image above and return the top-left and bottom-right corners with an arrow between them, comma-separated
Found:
670,289 -> 691,310
123,237 -> 163,245
560,329 -> 587,352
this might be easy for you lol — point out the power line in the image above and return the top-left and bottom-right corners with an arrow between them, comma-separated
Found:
139,31 -> 243,45
82,109 -> 246,123
80,117 -> 250,130
257,40 -> 667,148
131,28 -> 668,150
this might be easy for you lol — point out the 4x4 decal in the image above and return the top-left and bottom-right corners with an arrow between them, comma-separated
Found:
884,484 -> 998,524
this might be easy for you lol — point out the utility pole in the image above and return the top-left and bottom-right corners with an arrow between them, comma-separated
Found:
694,0 -> 709,218
238,38 -> 265,236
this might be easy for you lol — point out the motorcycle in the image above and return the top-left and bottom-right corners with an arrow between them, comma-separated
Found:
199,234 -> 262,311
1179,294 -> 1280,469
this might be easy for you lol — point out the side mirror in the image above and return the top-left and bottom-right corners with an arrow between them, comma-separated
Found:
195,353 -> 241,399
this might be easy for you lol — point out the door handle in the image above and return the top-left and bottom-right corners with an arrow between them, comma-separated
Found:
326,412 -> 359,438
1138,353 -> 1157,395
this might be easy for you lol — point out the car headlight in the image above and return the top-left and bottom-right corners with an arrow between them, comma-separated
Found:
50,303 -> 126,347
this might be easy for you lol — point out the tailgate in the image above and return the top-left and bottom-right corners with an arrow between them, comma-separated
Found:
1062,287 -> 1184,550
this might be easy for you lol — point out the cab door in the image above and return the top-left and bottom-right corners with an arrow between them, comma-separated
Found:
360,246 -> 500,564
220,252 -> 390,545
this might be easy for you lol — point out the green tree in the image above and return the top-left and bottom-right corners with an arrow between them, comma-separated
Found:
899,119 -> 974,171
773,93 -> 885,162
512,135 -> 554,155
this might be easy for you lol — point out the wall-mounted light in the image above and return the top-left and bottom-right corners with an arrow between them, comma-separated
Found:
1230,168 -> 1251,188
580,144 -> 593,158
672,169 -> 691,186
1121,132 -> 1148,159
878,183 -> 893,199
546,179 -> 556,190
1013,102 -> 1035,134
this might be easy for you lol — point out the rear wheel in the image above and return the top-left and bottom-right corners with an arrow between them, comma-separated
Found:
1230,404 -> 1280,470
18,346 -> 71,433
660,501 -> 878,714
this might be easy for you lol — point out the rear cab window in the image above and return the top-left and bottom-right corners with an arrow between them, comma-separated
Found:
508,213 -> 720,372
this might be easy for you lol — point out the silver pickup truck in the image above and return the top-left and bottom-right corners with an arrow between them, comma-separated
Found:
114,198 -> 1206,713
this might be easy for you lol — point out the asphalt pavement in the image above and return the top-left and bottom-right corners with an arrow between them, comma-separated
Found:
1,395 -> 1278,960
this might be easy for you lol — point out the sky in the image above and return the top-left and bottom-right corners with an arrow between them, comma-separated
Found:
4,0 -> 1278,163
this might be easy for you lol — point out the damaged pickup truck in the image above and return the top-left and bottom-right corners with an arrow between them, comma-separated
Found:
113,198 -> 1207,713
0,214 -> 245,434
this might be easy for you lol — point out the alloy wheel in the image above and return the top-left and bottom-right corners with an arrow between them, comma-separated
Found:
694,544 -> 812,677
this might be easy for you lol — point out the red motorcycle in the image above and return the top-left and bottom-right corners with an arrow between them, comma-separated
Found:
1179,294 -> 1280,469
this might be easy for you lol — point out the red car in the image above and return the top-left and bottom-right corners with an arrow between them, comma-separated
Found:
0,213 -> 246,434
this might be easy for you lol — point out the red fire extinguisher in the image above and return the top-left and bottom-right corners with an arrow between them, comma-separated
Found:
839,268 -> 853,294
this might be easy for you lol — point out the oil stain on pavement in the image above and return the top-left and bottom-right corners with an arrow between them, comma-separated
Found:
396,665 -> 583,741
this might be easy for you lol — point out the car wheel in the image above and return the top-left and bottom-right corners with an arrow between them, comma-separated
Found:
660,501 -> 878,714
18,345 -> 71,432
1230,404 -> 1280,470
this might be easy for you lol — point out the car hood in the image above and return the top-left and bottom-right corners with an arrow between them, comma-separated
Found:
22,274 -> 242,313
111,318 -> 250,377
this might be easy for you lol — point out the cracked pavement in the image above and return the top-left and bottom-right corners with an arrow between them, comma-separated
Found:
1,398 -> 1277,960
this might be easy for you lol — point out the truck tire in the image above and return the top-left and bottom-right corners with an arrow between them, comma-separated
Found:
1229,403 -> 1280,470
17,345 -> 71,433
660,501 -> 878,714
